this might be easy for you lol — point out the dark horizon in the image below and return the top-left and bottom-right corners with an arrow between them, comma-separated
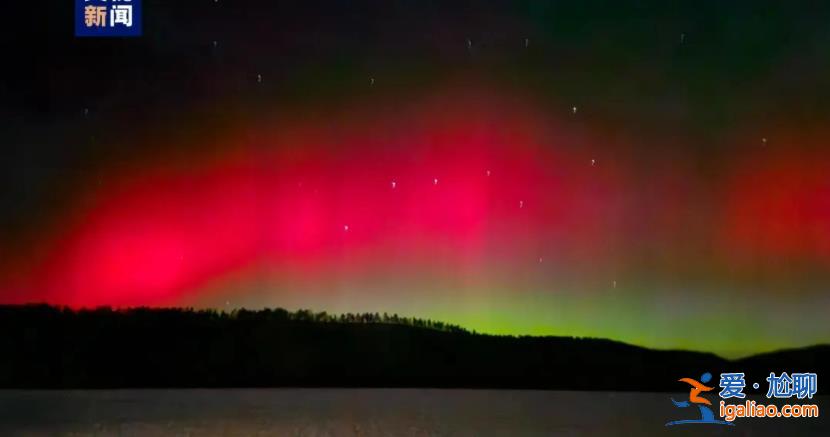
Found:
5,302 -> 829,360
1,304 -> 827,391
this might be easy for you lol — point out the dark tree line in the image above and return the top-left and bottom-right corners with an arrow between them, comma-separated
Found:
0,304 -> 826,391
253,307 -> 468,334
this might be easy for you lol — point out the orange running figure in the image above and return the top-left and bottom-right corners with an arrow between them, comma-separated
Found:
678,376 -> 714,405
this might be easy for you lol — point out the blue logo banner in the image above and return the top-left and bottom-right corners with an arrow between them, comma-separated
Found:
75,0 -> 142,37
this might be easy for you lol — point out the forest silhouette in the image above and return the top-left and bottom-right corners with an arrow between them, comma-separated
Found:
0,304 -> 826,390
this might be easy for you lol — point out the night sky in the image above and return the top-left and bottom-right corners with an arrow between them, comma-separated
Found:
4,1 -> 830,357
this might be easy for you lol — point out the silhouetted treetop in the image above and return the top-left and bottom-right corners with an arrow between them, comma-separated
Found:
0,304 -> 826,390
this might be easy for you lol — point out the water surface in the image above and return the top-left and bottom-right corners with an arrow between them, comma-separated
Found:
0,389 -> 825,436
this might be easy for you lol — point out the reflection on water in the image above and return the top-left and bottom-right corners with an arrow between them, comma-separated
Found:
0,389 -> 826,436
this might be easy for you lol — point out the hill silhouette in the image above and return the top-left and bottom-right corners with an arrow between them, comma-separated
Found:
0,304 -> 825,391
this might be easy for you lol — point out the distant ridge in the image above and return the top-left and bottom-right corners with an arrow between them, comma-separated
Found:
736,345 -> 829,374
0,304 -> 825,391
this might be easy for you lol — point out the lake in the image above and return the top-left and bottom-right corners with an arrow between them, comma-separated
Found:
0,389 -> 826,436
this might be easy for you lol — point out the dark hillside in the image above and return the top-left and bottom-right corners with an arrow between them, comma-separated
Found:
0,305 -> 823,391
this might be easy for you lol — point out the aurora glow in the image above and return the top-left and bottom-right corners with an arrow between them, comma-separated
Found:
4,0 -> 830,358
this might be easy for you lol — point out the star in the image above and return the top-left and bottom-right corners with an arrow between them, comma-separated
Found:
433,178 -> 439,186
343,224 -> 350,232
572,106 -> 578,114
